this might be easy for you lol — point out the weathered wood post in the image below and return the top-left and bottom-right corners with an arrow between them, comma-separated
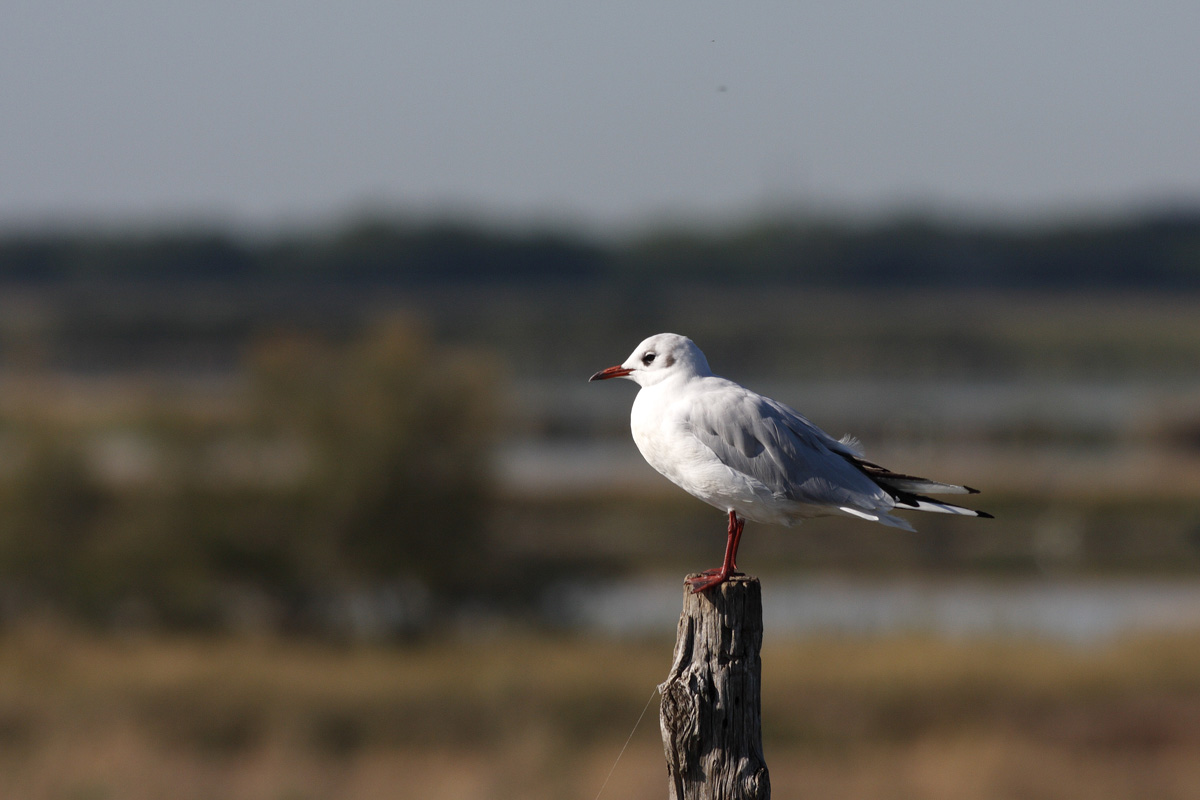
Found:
659,574 -> 770,800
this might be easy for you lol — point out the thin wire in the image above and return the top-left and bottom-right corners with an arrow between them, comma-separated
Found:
593,684 -> 660,800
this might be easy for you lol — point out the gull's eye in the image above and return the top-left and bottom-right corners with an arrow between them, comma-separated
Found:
642,352 -> 656,366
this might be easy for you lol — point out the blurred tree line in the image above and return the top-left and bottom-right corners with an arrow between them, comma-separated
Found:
3,210 -> 1200,289
0,322 -> 497,635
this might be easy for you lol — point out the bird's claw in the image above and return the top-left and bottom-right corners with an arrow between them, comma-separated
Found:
686,567 -> 742,593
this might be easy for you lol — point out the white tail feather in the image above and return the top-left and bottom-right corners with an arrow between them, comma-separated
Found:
895,498 -> 984,516
840,506 -> 918,531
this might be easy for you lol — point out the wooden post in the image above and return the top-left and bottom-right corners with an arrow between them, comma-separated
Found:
659,575 -> 770,800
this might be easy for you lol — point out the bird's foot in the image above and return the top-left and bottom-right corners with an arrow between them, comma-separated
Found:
686,566 -> 741,593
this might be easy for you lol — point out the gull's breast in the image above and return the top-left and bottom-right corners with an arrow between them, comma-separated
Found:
630,385 -> 782,518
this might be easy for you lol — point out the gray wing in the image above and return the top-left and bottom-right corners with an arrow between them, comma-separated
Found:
685,385 -> 894,512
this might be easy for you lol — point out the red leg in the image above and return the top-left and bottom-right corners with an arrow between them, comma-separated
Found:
686,510 -> 746,593
729,513 -> 745,572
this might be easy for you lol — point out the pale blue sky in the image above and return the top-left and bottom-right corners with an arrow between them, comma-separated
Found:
2,1 -> 1198,232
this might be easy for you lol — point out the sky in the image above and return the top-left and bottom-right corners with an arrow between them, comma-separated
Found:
3,1 -> 1199,234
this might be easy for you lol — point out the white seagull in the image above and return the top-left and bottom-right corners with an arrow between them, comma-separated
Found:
590,333 -> 991,592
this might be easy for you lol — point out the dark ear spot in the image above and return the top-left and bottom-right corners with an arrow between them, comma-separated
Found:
663,354 -> 675,367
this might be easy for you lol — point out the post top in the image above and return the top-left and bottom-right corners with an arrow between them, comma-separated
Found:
682,573 -> 760,588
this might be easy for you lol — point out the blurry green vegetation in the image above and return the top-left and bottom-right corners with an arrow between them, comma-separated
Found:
0,322 -> 497,631
244,322 -> 495,593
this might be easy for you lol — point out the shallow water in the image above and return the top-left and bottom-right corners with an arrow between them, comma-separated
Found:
547,575 -> 1200,642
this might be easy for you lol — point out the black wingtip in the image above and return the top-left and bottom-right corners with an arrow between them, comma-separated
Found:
976,510 -> 994,519
964,485 -> 981,494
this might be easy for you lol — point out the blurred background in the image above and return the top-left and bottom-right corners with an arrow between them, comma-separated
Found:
3,2 -> 1200,798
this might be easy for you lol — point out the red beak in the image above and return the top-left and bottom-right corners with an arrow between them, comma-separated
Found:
589,365 -> 633,382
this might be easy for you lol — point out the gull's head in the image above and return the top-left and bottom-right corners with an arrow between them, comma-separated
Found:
589,333 -> 712,388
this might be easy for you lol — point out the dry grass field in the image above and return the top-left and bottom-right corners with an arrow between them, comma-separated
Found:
3,626 -> 1200,799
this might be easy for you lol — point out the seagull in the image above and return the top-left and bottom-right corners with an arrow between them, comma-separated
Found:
589,333 -> 992,593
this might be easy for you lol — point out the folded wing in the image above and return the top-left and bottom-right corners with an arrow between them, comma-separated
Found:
685,385 -> 991,527
686,387 -> 897,515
